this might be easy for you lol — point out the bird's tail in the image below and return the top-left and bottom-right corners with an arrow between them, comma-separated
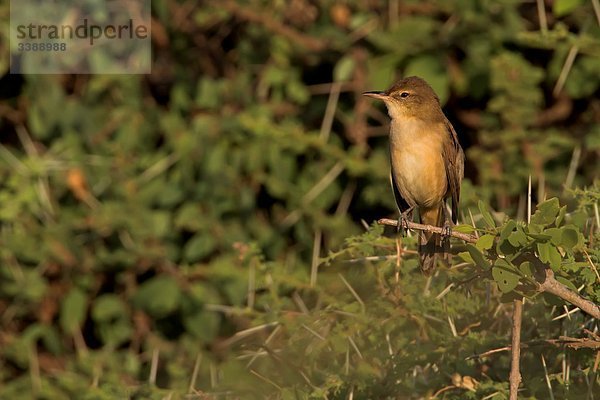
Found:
419,204 -> 448,276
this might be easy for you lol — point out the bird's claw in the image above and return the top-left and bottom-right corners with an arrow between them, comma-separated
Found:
441,221 -> 452,242
396,212 -> 412,236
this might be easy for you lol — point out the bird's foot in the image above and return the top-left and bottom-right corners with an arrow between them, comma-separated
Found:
441,220 -> 453,243
396,208 -> 414,236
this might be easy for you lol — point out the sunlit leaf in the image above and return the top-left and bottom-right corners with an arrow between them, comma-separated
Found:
492,259 -> 520,293
530,198 -> 560,226
466,244 -> 491,270
553,0 -> 584,17
476,234 -> 495,251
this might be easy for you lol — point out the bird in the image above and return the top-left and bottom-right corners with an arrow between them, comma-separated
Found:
363,76 -> 464,275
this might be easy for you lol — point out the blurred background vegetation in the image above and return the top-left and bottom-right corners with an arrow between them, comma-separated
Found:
0,0 -> 599,398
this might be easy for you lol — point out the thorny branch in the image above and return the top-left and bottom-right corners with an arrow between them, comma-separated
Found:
377,218 -> 600,319
467,332 -> 600,360
378,216 -> 599,399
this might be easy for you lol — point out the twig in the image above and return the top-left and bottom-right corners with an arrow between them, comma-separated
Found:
283,162 -> 345,227
541,355 -> 556,400
188,353 -> 202,394
547,336 -> 600,350
552,307 -> 580,321
320,82 -> 341,142
564,145 -> 581,190
536,0 -> 548,34
311,229 -> 322,287
553,46 -> 579,98
510,299 -> 523,400
149,348 -> 159,385
339,273 -> 366,313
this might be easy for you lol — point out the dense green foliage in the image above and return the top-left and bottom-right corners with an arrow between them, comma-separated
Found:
0,0 -> 599,398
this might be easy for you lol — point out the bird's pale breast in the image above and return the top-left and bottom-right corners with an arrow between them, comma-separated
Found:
389,119 -> 447,208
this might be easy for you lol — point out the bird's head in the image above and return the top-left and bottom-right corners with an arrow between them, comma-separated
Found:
363,76 -> 441,121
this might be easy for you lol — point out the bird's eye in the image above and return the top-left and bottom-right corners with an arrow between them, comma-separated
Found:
400,92 -> 409,98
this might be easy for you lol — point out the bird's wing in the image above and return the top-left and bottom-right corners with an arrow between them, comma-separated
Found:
390,168 -> 410,214
443,119 -> 464,224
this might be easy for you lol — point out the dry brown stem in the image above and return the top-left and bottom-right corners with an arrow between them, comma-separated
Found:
509,299 -> 523,400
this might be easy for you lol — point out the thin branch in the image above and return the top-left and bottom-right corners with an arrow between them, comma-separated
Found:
541,355 -> 556,400
538,269 -> 600,319
536,0 -> 548,34
547,336 -> 600,350
510,299 -> 523,400
377,218 -> 477,243
553,46 -> 579,98
320,82 -> 341,142
310,229 -> 322,287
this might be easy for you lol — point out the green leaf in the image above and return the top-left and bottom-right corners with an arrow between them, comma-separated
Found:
454,224 -> 476,233
476,234 -> 495,251
92,294 -> 128,322
133,277 -> 181,318
60,288 -> 87,334
519,261 -> 534,277
183,310 -> 220,342
478,201 -> 495,228
507,228 -> 528,247
537,242 -> 562,270
458,251 -> 474,264
499,219 -> 517,241
548,246 -> 562,270
492,259 -> 521,293
530,198 -> 560,227
184,233 -> 217,262
497,239 -> 518,256
334,56 -> 355,82
525,232 -> 552,241
466,244 -> 491,270
553,0 -> 584,17
536,241 -> 550,263
560,226 -> 580,248
544,228 -> 563,246
497,219 -> 519,255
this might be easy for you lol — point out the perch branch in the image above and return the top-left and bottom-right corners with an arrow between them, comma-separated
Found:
377,218 -> 478,243
377,218 -> 600,319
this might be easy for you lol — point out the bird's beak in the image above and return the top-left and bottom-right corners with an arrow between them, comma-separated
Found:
362,91 -> 388,100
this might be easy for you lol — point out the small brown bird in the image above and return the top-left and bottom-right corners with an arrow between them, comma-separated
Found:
364,76 -> 464,275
